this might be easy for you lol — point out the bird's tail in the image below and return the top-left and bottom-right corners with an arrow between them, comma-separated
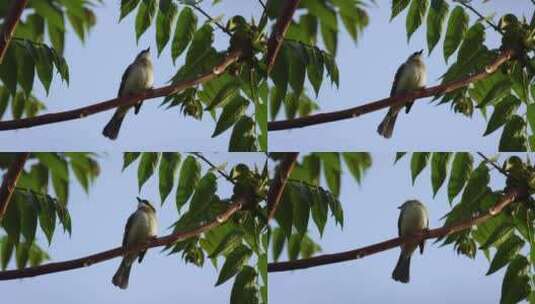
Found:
112,258 -> 133,289
377,108 -> 399,138
102,110 -> 126,140
392,253 -> 411,283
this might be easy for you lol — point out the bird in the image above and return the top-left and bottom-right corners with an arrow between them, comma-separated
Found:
112,197 -> 158,289
392,200 -> 429,283
377,50 -> 427,138
103,47 -> 154,140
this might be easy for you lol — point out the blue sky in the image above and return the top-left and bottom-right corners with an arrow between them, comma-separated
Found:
270,1 -> 533,151
1,152 -> 265,303
269,152 -> 515,303
0,1 -> 263,151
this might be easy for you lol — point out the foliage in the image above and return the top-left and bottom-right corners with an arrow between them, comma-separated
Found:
268,152 -> 372,261
0,152 -> 100,270
122,152 -> 269,304
395,152 -> 535,304
0,0 -> 98,120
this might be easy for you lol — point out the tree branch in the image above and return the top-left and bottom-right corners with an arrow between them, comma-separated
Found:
265,0 -> 301,74
190,2 -> 231,36
268,49 -> 514,131
0,0 -> 29,63
0,199 -> 244,280
0,50 -> 243,131
0,152 -> 30,220
267,153 -> 299,222
268,187 -> 527,272
477,152 -> 509,178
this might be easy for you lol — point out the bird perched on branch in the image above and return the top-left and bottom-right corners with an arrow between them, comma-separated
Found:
112,197 -> 158,289
392,200 -> 429,283
103,47 -> 154,140
377,50 -> 426,138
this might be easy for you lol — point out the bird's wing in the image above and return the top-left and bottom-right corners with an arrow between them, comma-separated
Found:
390,62 -> 406,97
122,211 -> 137,249
118,63 -> 134,97
397,208 -> 403,237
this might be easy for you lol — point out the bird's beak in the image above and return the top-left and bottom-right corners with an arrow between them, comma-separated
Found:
418,49 -> 424,55
136,197 -> 143,203
144,47 -> 150,53
397,205 -> 402,209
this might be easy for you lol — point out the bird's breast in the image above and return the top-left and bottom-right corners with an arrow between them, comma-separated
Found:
123,63 -> 154,95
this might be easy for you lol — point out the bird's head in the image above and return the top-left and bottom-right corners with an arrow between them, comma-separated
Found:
398,199 -> 423,210
136,197 -> 156,213
136,47 -> 151,61
408,49 -> 424,62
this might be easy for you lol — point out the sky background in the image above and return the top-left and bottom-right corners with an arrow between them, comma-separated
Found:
269,152 -> 518,304
270,1 -> 534,151
1,152 -> 266,303
0,1 -> 263,151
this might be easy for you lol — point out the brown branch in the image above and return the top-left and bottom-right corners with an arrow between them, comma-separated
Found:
265,0 -> 301,74
453,0 -> 503,35
0,50 -> 243,131
268,187 -> 526,272
267,153 -> 299,222
190,152 -> 235,185
477,152 -> 509,178
268,49 -> 514,131
0,200 -> 243,280
0,0 -> 29,63
0,152 -> 30,220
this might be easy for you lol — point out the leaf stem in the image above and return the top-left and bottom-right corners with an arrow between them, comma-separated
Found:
190,152 -> 236,185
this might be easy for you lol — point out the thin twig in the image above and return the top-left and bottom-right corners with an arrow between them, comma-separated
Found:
190,152 -> 235,185
454,0 -> 503,35
257,0 -> 266,10
268,49 -> 514,131
476,152 -> 509,178
267,153 -> 299,222
0,0 -> 30,63
0,153 -> 30,220
0,199 -> 244,280
268,187 -> 527,272
190,2 -> 231,36
0,50 -> 242,131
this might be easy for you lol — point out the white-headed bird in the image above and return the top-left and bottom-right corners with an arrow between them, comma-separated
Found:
377,50 -> 426,138
112,197 -> 158,289
392,200 -> 429,283
103,48 -> 154,140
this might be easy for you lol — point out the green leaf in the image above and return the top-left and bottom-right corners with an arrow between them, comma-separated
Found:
479,222 -> 513,250
485,96 -> 520,136
305,46 -> 324,96
0,46 -> 17,96
38,195 -> 56,244
288,233 -> 304,261
208,230 -> 242,258
230,266 -> 258,304
120,0 -> 141,20
487,235 -> 524,275
171,7 -> 197,63
185,24 -> 214,66
291,187 -> 310,235
135,0 -> 157,42
391,0 -> 410,20
11,93 -> 25,120
395,152 -> 407,163
527,103 -> 535,133
287,43 -> 307,95
159,153 -> 180,204
310,187 -> 328,236
123,152 -> 140,170
460,163 -> 489,210
406,0 -> 428,41
426,0 -> 449,54
34,45 -> 54,94
457,23 -> 485,64
342,153 -> 371,184
275,187 -> 294,240
212,96 -> 249,137
320,22 -> 337,55
16,242 -> 31,269
499,115 -> 527,152
176,156 -> 201,211
321,153 -> 341,197
16,43 -> 35,97
2,197 -> 21,243
137,152 -> 159,191
36,153 -> 68,181
188,173 -> 217,216
52,172 -> 68,204
215,245 -> 252,286
155,0 -> 177,56
500,255 -> 530,304
1,236 -> 15,270
443,6 -> 468,62
431,152 -> 451,197
478,78 -> 511,109
447,152 -> 473,203
271,228 -> 285,262
229,116 -> 257,152
410,152 -> 430,184
19,196 -> 38,243
205,81 -> 240,111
